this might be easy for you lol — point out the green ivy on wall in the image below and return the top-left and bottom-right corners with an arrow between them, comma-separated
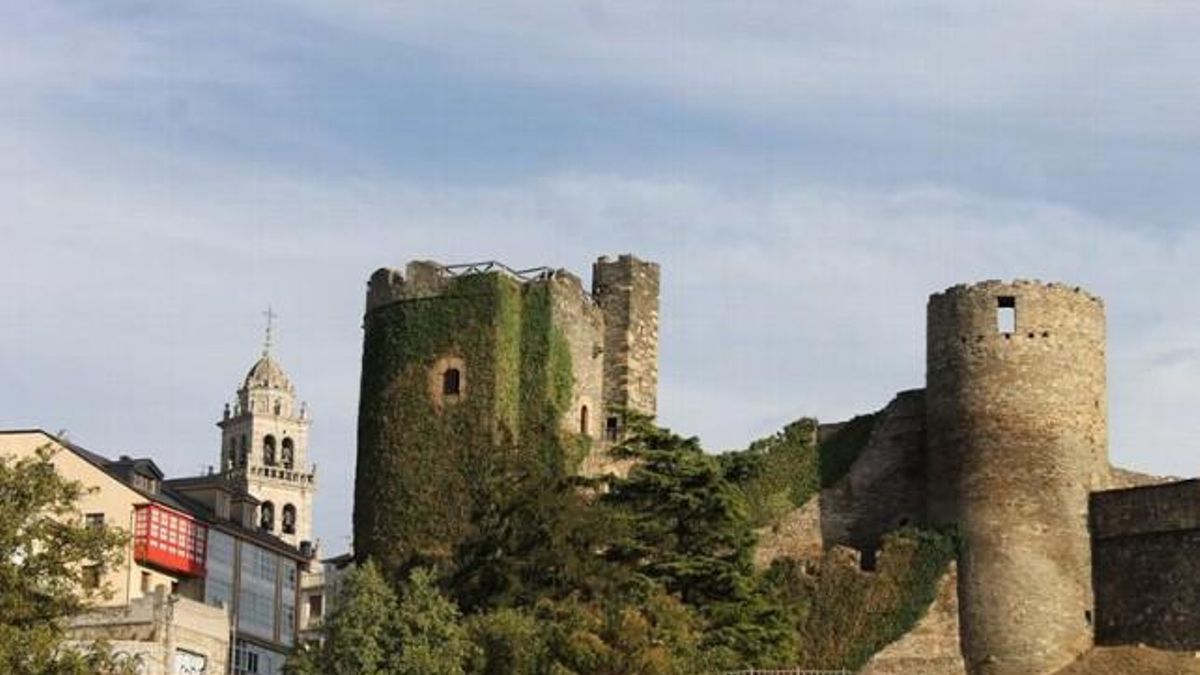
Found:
354,273 -> 581,579
766,527 -> 958,671
722,414 -> 879,528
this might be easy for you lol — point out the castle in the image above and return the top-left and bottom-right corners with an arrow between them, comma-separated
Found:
353,256 -> 659,569
351,257 -> 1200,675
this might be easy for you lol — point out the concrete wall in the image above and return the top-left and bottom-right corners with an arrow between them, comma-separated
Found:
1090,480 -> 1200,650
926,280 -> 1107,675
66,588 -> 229,675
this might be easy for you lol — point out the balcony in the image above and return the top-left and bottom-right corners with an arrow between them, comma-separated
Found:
133,503 -> 208,577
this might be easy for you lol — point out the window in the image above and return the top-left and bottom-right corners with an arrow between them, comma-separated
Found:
997,296 -> 1016,333
282,504 -> 296,535
263,435 -> 277,466
82,564 -> 101,590
308,594 -> 324,621
260,502 -> 275,531
273,399 -> 282,415
580,406 -> 589,436
443,368 -> 461,396
141,571 -> 151,594
85,513 -> 105,529
605,416 -> 620,442
281,438 -> 295,469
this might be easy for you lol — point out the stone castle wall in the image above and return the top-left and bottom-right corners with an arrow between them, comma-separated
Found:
543,271 -> 609,472
926,280 -> 1107,675
593,255 -> 660,420
1090,480 -> 1200,651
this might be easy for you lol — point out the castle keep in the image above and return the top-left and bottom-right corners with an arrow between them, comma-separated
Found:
353,255 -> 658,571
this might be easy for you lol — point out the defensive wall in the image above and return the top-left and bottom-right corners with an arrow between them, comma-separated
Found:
1090,480 -> 1200,651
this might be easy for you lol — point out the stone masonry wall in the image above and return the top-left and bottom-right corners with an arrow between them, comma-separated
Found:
545,270 -> 606,466
861,563 -> 967,675
1090,480 -> 1200,650
926,280 -> 1107,675
819,389 -> 927,560
593,255 -> 660,421
754,390 -> 927,568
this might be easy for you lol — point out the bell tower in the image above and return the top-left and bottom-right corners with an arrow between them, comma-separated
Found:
218,308 -> 317,548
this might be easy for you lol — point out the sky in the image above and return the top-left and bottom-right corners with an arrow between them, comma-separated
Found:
6,1 -> 1200,551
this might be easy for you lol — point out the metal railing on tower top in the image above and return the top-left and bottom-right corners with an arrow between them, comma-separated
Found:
440,261 -> 555,282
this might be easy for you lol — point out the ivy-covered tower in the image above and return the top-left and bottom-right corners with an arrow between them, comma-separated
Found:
218,316 -> 317,548
353,256 -> 659,572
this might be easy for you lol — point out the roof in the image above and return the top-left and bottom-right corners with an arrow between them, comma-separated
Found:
243,355 -> 293,392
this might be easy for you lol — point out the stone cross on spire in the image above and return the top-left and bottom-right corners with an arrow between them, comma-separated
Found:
262,305 -> 277,357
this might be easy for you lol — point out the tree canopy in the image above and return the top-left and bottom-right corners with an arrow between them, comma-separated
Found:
0,445 -> 135,675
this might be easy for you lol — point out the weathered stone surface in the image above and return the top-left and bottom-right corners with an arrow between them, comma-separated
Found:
860,564 -> 967,675
819,389 -> 927,559
593,254 -> 659,419
1091,480 -> 1200,651
754,493 -> 824,567
926,280 -> 1106,675
754,391 -> 927,569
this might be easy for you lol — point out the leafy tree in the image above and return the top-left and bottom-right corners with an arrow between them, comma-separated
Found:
393,567 -> 477,675
289,562 -> 476,675
0,445 -> 134,675
286,559 -> 399,675
466,608 -> 550,675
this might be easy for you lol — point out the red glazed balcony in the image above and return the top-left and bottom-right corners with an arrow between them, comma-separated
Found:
133,503 -> 207,577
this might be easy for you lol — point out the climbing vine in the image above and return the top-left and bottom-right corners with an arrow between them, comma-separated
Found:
722,414 -> 878,528
765,527 -> 958,671
354,272 -> 580,579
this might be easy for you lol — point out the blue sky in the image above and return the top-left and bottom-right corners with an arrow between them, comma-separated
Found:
6,1 -> 1200,550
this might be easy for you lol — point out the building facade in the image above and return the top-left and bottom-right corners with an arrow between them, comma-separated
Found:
0,429 -> 306,675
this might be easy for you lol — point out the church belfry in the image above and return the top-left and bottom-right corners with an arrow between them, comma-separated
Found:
218,309 -> 317,547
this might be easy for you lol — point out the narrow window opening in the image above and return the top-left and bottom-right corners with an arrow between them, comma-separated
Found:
141,571 -> 151,594
82,565 -> 101,590
260,501 -> 275,531
263,435 -> 277,466
580,406 -> 590,436
281,438 -> 295,469
605,416 -> 620,442
997,296 -> 1016,334
443,368 -> 461,396
282,504 -> 297,535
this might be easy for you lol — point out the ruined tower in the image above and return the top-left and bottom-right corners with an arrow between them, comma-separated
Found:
593,254 -> 660,436
354,256 -> 657,573
926,281 -> 1108,675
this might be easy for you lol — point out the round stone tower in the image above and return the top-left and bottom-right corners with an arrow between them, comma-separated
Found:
926,280 -> 1107,675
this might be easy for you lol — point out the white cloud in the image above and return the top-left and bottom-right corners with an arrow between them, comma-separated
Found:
276,1 -> 1200,136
